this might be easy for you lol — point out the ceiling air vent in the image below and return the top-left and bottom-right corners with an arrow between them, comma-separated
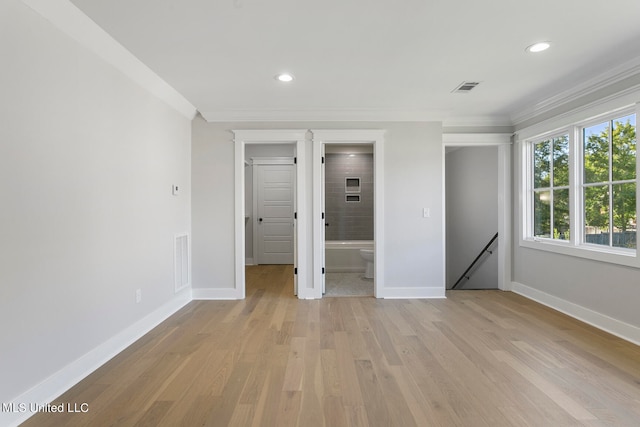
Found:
452,81 -> 480,93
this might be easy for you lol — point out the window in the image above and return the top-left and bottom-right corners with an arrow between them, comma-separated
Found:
522,108 -> 637,264
533,134 -> 570,240
582,114 -> 637,249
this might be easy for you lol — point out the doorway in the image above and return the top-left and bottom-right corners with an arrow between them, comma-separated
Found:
442,133 -> 512,291
323,145 -> 375,296
312,130 -> 386,298
445,146 -> 499,289
233,130 -> 307,299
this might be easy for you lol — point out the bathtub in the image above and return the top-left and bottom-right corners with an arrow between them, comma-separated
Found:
325,240 -> 374,273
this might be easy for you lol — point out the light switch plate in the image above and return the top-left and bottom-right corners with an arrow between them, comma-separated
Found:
172,184 -> 179,196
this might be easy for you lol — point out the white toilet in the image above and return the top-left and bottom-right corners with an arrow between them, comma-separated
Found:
359,249 -> 374,279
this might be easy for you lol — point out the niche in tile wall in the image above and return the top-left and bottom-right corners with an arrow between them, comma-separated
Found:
345,177 -> 361,193
346,194 -> 361,203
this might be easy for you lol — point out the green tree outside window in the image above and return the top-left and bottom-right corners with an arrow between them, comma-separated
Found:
533,135 -> 569,240
583,115 -> 636,248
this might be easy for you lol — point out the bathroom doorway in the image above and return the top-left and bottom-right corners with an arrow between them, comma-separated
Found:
312,130 -> 386,298
323,145 -> 375,296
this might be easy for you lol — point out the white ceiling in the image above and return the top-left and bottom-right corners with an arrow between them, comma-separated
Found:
69,0 -> 640,125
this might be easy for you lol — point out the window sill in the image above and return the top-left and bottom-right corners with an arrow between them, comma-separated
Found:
520,237 -> 638,268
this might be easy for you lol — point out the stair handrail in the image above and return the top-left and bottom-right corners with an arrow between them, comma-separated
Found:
451,232 -> 498,290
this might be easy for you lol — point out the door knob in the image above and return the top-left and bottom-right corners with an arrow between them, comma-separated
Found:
325,222 -> 330,227
259,218 -> 263,223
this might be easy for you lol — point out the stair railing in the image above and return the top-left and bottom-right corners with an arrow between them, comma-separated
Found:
451,232 -> 498,290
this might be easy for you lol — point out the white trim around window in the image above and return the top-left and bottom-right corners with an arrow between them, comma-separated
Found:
517,102 -> 639,268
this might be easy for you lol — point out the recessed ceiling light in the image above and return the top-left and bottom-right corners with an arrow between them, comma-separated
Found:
526,41 -> 551,53
276,73 -> 294,82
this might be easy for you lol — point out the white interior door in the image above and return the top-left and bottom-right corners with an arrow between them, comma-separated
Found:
256,164 -> 295,264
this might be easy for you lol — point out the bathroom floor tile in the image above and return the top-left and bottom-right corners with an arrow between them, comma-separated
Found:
324,272 -> 374,297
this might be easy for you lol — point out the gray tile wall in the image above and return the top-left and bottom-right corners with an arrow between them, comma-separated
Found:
325,153 -> 374,240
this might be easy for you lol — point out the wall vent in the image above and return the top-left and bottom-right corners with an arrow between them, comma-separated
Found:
174,233 -> 190,293
452,81 -> 480,93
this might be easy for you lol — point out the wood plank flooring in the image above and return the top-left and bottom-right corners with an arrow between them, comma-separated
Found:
22,265 -> 640,426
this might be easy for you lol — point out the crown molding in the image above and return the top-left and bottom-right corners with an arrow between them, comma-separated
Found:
442,133 -> 513,146
441,115 -> 513,127
20,0 -> 197,120
232,129 -> 307,143
201,108 -> 514,126
515,86 -> 640,141
200,108 -> 449,123
310,129 -> 386,142
511,56 -> 640,126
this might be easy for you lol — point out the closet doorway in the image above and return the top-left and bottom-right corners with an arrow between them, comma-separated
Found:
233,130 -> 307,299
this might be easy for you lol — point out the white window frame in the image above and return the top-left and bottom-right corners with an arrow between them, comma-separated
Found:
519,104 -> 639,268
528,131 -> 572,242
579,113 -> 638,251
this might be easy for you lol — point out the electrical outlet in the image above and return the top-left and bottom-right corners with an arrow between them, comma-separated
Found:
135,289 -> 142,304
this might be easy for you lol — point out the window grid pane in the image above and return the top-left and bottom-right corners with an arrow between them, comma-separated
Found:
534,140 -> 550,188
534,190 -> 551,238
612,114 -> 636,182
613,182 -> 637,249
553,188 -> 570,240
584,185 -> 610,246
584,121 -> 610,184
553,136 -> 569,187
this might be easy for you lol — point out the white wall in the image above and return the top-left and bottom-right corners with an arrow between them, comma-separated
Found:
0,0 -> 192,414
446,147 -> 498,289
191,122 -> 237,290
512,156 -> 640,341
383,122 -> 444,291
191,119 -> 444,296
512,247 -> 640,329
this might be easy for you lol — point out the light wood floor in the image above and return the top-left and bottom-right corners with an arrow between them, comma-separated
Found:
23,265 -> 640,426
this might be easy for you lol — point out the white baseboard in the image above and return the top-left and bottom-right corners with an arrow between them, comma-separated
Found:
192,287 -> 242,300
245,258 -> 254,265
2,291 -> 193,427
511,281 -> 640,346
378,286 -> 446,299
